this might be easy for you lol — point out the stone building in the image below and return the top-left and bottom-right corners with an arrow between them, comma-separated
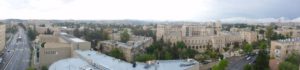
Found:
34,32 -> 91,67
156,22 -> 247,53
0,24 -> 5,52
97,36 -> 153,61
270,38 -> 300,62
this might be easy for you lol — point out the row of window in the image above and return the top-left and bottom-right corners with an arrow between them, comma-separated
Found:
188,45 -> 207,49
184,40 -> 210,44
45,50 -> 57,54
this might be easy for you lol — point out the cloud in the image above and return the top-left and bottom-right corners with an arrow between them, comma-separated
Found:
0,0 -> 299,21
0,0 -> 215,20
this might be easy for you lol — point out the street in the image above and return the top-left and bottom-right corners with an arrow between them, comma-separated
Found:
0,27 -> 31,70
226,55 -> 257,70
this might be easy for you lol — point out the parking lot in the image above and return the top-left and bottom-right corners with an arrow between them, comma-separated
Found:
226,55 -> 257,70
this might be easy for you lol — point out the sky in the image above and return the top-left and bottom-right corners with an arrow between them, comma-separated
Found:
1,0 -> 300,22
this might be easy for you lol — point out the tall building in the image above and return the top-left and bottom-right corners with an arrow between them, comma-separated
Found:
0,24 -> 6,52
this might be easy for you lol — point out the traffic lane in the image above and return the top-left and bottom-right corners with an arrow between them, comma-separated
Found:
5,41 -> 22,70
18,41 -> 30,70
16,29 -> 31,70
2,28 -> 30,70
13,38 -> 28,70
0,28 -> 20,69
0,38 -> 17,68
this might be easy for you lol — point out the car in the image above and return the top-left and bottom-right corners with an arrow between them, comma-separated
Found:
246,57 -> 251,60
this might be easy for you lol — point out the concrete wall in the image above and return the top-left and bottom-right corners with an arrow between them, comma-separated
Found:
39,46 -> 71,66
70,42 -> 91,50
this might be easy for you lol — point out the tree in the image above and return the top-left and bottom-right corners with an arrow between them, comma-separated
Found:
135,54 -> 156,62
259,29 -> 265,34
27,26 -> 38,41
42,66 -> 48,70
212,65 -> 220,70
176,41 -> 186,49
120,29 -> 130,43
26,66 -> 36,70
253,50 -> 269,70
244,64 -> 252,70
108,48 -> 125,60
266,25 -> 273,41
212,59 -> 229,70
251,26 -> 255,31
218,59 -> 229,70
205,48 -> 219,59
279,61 -> 298,70
194,54 -> 209,61
73,28 -> 82,38
243,43 -> 253,54
44,28 -> 53,34
278,53 -> 300,70
285,53 -> 300,66
163,51 -> 172,60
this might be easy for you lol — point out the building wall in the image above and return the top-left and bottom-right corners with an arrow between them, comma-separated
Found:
0,24 -> 5,52
270,40 -> 300,62
156,23 -> 247,53
98,37 -> 153,62
183,37 -> 211,52
39,45 -> 71,66
211,36 -> 226,49
70,42 -> 91,50
240,31 -> 258,44
37,35 -> 59,42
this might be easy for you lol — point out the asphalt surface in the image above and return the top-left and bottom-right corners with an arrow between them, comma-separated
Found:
0,27 -> 31,70
226,55 -> 257,70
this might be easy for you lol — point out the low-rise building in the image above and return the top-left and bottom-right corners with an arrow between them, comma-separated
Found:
239,31 -> 258,44
270,38 -> 300,62
34,32 -> 91,67
49,50 -> 200,70
97,36 -> 153,61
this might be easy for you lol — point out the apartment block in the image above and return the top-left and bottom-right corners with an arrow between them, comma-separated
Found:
98,36 -> 153,61
270,38 -> 300,62
0,24 -> 5,52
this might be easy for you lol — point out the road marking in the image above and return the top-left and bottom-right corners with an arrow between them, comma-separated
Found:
3,50 -> 16,70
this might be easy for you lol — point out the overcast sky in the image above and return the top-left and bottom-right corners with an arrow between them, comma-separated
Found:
1,0 -> 300,21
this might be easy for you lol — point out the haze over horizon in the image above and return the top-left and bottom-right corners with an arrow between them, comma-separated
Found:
1,0 -> 300,22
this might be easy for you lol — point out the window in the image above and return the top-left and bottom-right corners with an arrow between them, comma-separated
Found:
45,50 -> 57,54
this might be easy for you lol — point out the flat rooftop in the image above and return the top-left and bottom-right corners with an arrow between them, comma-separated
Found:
59,32 -> 87,43
49,50 -> 199,70
44,42 -> 70,48
49,58 -> 97,70
70,38 -> 86,42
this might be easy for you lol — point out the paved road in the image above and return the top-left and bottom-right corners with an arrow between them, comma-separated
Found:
226,55 -> 257,70
0,27 -> 31,70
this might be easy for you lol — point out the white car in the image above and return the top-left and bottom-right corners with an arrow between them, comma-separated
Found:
246,57 -> 251,60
